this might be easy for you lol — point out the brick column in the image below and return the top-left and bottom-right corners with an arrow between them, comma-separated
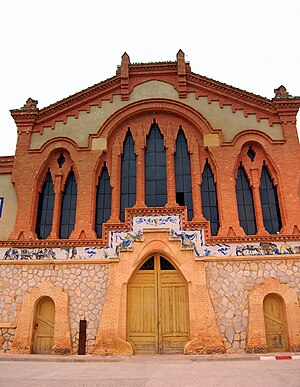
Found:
109,141 -> 121,222
189,137 -> 203,221
250,168 -> 268,235
49,173 -> 63,239
135,137 -> 146,207
165,127 -> 176,206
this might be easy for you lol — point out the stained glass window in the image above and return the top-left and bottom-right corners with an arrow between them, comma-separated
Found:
175,129 -> 193,220
36,170 -> 55,239
236,164 -> 256,235
260,165 -> 282,234
201,161 -> 220,236
120,130 -> 136,221
145,123 -> 167,207
95,165 -> 112,238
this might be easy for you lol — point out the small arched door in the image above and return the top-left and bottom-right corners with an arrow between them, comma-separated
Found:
127,254 -> 189,354
263,294 -> 289,352
33,297 -> 55,354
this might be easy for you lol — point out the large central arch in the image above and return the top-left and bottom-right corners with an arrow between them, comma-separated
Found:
92,230 -> 224,356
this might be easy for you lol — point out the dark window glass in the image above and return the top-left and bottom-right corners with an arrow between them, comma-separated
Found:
59,171 -> 77,239
175,129 -> 193,220
120,131 -> 136,221
145,123 -> 167,207
201,161 -> 220,236
236,165 -> 256,235
36,171 -> 55,239
247,147 -> 256,162
57,154 -> 65,168
95,165 -> 111,238
260,165 -> 282,234
140,256 -> 155,270
160,256 -> 175,270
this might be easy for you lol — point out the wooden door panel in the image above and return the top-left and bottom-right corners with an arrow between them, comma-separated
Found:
33,298 -> 55,354
264,295 -> 288,352
128,271 -> 157,354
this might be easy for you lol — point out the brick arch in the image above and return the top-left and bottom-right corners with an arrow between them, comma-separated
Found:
234,140 -> 281,186
10,282 -> 72,355
93,231 -> 224,356
35,147 -> 77,193
247,278 -> 300,353
90,99 -> 215,142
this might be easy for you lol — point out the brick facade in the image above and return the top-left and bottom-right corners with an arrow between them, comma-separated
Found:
0,51 -> 299,355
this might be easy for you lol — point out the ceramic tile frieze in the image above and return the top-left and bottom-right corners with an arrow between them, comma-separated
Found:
1,214 -> 300,260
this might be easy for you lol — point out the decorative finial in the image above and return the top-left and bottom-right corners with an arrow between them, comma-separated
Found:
22,98 -> 38,109
274,85 -> 291,99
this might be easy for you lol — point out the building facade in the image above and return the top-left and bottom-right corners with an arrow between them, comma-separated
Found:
0,51 -> 300,355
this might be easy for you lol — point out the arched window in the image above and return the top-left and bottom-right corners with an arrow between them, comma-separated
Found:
260,165 -> 282,234
145,123 -> 167,207
201,161 -> 220,236
175,129 -> 193,220
95,165 -> 111,238
120,130 -> 136,221
59,170 -> 77,239
36,170 -> 55,239
236,164 -> 256,235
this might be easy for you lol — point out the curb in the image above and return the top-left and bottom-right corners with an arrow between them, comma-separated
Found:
0,353 -> 299,362
260,355 -> 300,360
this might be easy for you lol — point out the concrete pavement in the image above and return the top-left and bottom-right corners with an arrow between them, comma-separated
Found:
0,352 -> 299,387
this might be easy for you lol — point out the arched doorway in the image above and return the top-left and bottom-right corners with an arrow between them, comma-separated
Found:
33,297 -> 55,354
127,254 -> 189,354
263,294 -> 289,352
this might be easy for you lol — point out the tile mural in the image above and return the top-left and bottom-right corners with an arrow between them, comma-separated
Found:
1,214 -> 300,260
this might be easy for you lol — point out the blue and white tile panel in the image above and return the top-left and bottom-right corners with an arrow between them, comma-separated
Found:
1,214 -> 300,260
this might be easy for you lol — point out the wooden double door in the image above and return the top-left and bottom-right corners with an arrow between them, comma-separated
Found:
127,255 -> 189,354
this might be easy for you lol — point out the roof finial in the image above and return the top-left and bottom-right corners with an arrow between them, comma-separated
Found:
21,98 -> 38,110
274,85 -> 291,99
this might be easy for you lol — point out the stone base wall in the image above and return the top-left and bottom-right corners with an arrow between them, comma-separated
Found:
0,328 -> 15,353
0,263 -> 109,354
206,259 -> 300,354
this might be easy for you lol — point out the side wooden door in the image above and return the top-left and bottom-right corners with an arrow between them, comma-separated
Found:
263,294 -> 289,352
128,255 -> 189,354
33,297 -> 55,354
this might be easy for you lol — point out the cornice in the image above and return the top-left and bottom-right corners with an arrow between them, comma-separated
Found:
0,156 -> 14,173
35,76 -> 121,123
187,72 -> 276,112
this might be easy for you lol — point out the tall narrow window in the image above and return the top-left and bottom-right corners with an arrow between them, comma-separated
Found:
260,165 -> 282,234
175,129 -> 193,220
236,164 -> 256,235
120,130 -> 136,221
145,123 -> 167,207
36,171 -> 55,239
201,161 -> 220,236
59,170 -> 77,239
95,165 -> 112,238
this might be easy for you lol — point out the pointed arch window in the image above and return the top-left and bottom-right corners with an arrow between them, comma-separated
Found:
175,129 -> 193,220
145,123 -> 167,207
36,170 -> 55,239
95,165 -> 112,238
59,170 -> 77,239
260,165 -> 282,234
201,161 -> 220,236
236,164 -> 256,235
120,130 -> 136,221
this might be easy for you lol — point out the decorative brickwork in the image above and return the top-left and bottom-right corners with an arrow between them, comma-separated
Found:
0,51 -> 299,355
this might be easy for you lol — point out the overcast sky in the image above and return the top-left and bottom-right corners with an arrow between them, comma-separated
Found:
1,0 -> 299,156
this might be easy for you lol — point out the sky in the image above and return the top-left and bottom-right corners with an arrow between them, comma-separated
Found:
1,0 -> 299,156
